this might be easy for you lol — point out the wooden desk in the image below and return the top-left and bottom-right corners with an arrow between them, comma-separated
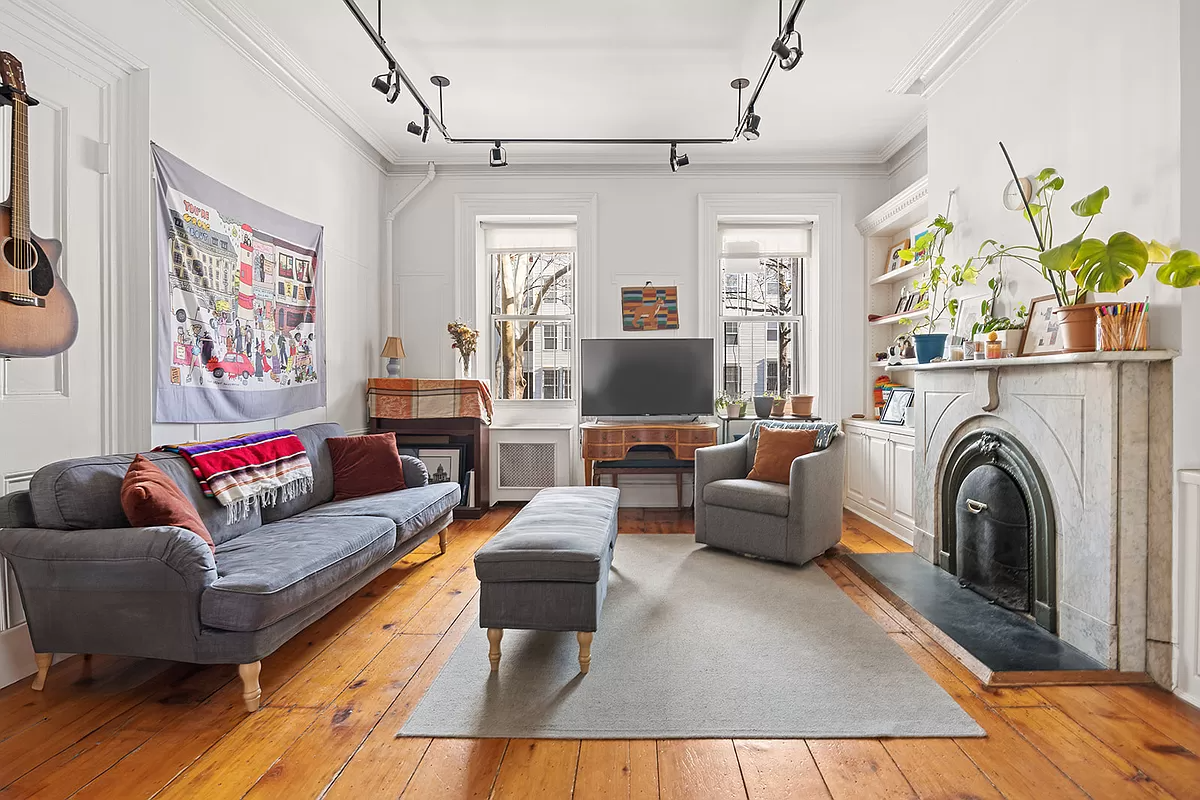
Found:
580,421 -> 718,488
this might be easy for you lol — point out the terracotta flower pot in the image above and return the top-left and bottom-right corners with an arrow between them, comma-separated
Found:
770,397 -> 787,416
1053,303 -> 1101,353
790,394 -> 815,417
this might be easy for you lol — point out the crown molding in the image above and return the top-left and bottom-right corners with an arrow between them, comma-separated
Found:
888,0 -> 1030,98
856,175 -> 930,236
169,0 -> 388,173
878,111 -> 927,163
5,0 -> 147,84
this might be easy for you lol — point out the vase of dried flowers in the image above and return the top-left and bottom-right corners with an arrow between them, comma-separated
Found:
447,321 -> 478,379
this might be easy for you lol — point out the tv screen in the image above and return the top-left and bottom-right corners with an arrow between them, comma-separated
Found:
581,338 -> 714,417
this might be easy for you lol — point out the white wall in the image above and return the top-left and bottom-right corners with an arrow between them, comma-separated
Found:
387,168 -> 889,426
54,0 -> 387,442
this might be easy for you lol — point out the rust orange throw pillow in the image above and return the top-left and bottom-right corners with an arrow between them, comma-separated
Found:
327,433 -> 407,501
747,427 -> 820,485
121,455 -> 215,552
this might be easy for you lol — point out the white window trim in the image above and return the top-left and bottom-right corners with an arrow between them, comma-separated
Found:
699,194 -> 843,421
454,194 -> 597,414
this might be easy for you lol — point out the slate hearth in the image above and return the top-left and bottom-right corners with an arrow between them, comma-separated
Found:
848,553 -> 1104,674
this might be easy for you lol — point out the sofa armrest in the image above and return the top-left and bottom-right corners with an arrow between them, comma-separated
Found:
400,455 -> 430,487
0,490 -> 35,528
694,439 -> 749,542
787,436 -> 847,562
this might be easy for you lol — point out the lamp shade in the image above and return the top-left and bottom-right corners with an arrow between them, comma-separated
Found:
380,336 -> 407,359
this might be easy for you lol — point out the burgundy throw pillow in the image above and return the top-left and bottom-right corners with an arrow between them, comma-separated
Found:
120,455 -> 216,553
327,434 -> 407,501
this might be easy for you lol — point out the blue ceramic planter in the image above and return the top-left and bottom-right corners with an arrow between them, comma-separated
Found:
913,333 -> 949,364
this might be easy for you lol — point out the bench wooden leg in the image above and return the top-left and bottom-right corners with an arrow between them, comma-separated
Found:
487,628 -> 503,672
31,653 -> 52,691
577,631 -> 593,675
438,529 -> 448,554
238,661 -> 262,712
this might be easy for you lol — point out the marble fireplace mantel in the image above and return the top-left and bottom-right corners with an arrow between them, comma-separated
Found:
909,351 -> 1174,685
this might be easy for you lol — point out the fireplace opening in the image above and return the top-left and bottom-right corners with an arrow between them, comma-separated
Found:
939,429 -> 1056,632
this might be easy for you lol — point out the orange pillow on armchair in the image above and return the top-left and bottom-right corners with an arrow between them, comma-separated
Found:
747,427 -> 819,484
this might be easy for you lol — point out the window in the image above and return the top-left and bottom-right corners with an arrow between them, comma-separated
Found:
717,220 -> 810,400
485,221 -> 576,400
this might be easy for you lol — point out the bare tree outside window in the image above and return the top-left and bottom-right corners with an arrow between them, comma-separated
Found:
720,257 -> 801,397
491,251 -> 574,400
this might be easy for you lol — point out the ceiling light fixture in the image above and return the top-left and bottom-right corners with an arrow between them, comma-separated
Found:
489,141 -> 507,168
372,65 -> 402,103
406,120 -> 422,137
771,30 -> 803,71
741,108 -> 761,141
669,143 -> 689,172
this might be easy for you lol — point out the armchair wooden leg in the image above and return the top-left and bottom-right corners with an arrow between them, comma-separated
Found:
31,653 -> 52,691
81,654 -> 93,681
238,662 -> 262,712
577,631 -> 593,675
487,628 -> 503,672
438,529 -> 448,555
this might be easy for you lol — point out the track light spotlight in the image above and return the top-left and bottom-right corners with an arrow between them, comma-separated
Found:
741,108 -> 761,141
372,66 -> 402,103
489,141 -> 507,168
771,31 -> 803,71
669,143 -> 689,172
406,120 -> 422,137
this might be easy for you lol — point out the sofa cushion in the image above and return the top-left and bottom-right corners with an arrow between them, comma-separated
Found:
261,422 -> 343,523
201,515 -> 395,632
298,482 -> 460,544
703,478 -> 790,518
474,487 -> 620,583
121,455 -> 215,552
327,433 -> 407,501
30,452 -> 261,545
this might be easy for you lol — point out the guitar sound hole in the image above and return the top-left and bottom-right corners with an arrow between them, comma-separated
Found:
3,237 -> 39,271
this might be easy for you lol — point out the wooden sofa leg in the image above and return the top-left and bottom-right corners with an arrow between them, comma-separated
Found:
577,632 -> 593,675
487,628 -> 503,672
438,529 -> 448,555
31,653 -> 52,691
238,662 -> 262,712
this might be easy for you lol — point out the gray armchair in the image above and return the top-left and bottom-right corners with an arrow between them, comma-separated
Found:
695,423 -> 845,566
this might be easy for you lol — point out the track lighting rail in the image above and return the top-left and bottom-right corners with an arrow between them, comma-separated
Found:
342,0 -> 808,149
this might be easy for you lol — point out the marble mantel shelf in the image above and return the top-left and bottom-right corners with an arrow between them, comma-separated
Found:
888,349 -> 1177,372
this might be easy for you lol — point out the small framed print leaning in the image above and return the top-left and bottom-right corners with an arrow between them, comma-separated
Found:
1020,295 -> 1063,355
417,447 -> 463,488
880,387 -> 914,426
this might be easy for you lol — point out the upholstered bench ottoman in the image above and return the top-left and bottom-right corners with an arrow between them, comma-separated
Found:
473,486 -> 620,675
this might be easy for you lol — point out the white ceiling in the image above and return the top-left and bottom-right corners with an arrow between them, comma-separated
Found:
233,0 -> 960,165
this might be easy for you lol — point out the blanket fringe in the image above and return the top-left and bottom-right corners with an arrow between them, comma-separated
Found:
224,475 -> 315,522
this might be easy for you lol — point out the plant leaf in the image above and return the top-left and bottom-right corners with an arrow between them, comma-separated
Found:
1039,234 -> 1083,272
1039,176 -> 1065,193
1155,249 -> 1200,288
1072,232 -> 1148,293
1070,186 -> 1110,217
1036,167 -> 1059,183
898,249 -> 915,262
1145,239 -> 1173,264
1022,203 -> 1044,222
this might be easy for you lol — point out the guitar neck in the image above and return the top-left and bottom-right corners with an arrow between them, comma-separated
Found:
9,96 -> 29,242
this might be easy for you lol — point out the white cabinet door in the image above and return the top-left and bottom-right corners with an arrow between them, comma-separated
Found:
890,437 -> 916,529
865,431 -> 890,515
845,429 -> 866,503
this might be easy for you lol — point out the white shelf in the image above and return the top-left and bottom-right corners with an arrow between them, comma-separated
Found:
871,261 -> 926,286
870,359 -> 917,369
869,308 -> 930,327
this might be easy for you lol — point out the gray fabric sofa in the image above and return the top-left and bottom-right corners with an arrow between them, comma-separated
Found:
0,422 -> 460,711
694,422 -> 845,566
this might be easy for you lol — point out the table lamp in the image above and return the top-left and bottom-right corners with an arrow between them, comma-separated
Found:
380,336 -> 406,378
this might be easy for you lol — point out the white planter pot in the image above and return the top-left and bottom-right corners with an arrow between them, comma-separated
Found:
974,329 -> 1024,357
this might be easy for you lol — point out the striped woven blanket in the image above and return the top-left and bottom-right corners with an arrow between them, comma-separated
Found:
156,429 -> 313,521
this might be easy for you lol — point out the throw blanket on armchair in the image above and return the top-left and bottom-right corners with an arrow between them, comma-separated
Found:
156,429 -> 313,521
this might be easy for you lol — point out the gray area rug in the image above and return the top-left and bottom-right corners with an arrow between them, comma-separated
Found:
400,535 -> 983,739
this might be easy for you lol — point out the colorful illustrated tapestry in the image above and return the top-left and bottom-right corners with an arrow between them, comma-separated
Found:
621,285 -> 679,331
153,144 -> 325,422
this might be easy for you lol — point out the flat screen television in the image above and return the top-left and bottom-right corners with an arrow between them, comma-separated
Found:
581,338 -> 714,417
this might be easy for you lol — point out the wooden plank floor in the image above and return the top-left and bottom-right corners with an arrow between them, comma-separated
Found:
1,507 -> 1198,798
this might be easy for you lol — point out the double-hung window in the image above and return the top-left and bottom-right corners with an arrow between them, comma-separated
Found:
717,220 -> 809,399
485,221 -> 576,400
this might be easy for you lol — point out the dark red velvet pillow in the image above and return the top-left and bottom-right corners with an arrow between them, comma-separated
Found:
120,455 -> 215,552
327,434 -> 407,501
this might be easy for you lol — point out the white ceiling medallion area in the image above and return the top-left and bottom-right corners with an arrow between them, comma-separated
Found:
889,0 -> 1031,98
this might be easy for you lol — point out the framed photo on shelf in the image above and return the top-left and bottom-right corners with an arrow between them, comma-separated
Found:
886,239 -> 910,273
880,387 -> 915,426
893,288 -> 910,316
1019,295 -> 1063,355
954,293 -> 990,341
416,446 -> 464,488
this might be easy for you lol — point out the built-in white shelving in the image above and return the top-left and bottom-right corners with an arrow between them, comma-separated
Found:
870,261 -> 925,286
869,308 -> 930,327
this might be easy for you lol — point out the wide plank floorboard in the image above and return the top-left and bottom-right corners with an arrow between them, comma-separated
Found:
0,507 -> 1197,798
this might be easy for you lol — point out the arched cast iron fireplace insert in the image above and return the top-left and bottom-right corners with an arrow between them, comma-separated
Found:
939,429 -> 1057,633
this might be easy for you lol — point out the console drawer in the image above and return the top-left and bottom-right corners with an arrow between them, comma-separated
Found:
678,428 -> 717,445
584,444 -> 627,460
626,428 -> 675,444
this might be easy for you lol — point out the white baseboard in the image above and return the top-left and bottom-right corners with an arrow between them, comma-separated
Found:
843,500 -> 914,545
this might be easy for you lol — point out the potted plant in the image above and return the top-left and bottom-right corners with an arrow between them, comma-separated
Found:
972,305 -> 1028,356
716,392 -> 746,419
752,394 -> 775,419
898,215 -> 979,363
770,394 -> 787,417
447,321 -> 479,378
789,393 -> 815,417
974,158 -> 1200,351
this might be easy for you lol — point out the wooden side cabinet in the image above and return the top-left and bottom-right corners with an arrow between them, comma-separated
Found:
843,418 -> 915,543
580,422 -> 718,487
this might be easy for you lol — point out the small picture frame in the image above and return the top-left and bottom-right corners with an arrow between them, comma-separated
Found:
954,293 -> 990,341
886,239 -> 910,273
1019,295 -> 1063,356
880,387 -> 915,426
417,446 -> 464,488
893,288 -> 909,316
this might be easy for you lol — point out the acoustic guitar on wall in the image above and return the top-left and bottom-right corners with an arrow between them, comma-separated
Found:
0,51 -> 77,358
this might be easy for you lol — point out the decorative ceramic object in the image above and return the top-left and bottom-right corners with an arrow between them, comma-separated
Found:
1054,303 -> 1101,353
753,396 -> 775,419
